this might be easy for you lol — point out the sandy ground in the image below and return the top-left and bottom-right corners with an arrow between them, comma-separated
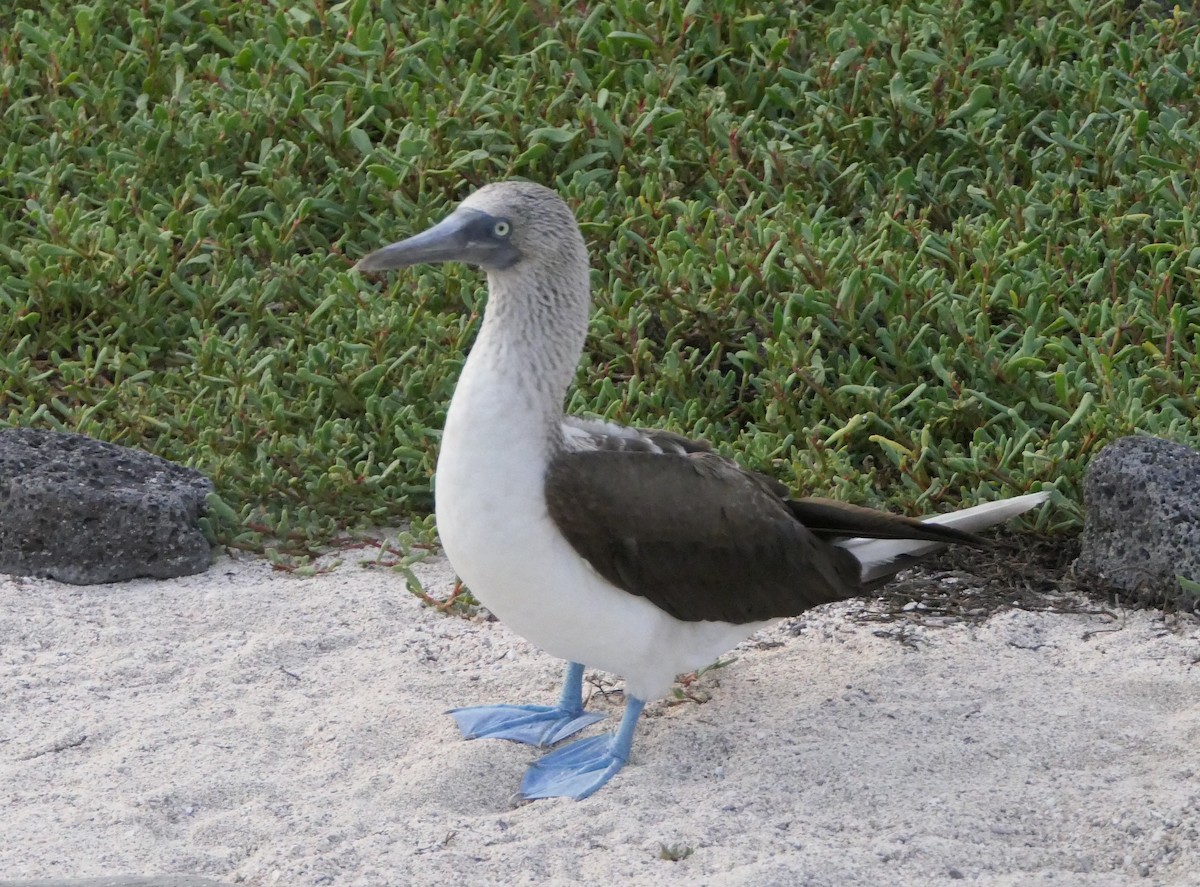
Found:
2,542 -> 1198,887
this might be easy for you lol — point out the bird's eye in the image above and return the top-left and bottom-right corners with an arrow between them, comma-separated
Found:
492,220 -> 511,238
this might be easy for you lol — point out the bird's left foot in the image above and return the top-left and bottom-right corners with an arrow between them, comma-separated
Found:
520,734 -> 629,800
520,695 -> 647,800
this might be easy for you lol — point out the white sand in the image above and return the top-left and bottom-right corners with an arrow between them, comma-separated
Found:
2,543 -> 1197,887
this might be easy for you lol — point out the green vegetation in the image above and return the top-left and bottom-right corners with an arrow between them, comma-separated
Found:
658,842 -> 695,861
2,0 -> 1198,551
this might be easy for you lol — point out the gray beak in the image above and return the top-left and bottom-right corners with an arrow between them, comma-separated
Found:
355,207 -> 519,272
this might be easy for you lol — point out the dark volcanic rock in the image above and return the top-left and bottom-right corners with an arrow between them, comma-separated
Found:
1077,435 -> 1200,606
0,429 -> 214,584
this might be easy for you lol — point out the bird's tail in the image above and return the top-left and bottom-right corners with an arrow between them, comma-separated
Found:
834,491 -> 1050,586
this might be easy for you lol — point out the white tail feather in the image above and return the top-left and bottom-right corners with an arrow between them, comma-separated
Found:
837,491 -> 1050,585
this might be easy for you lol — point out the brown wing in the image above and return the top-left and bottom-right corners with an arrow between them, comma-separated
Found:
786,497 -> 986,546
543,450 -> 863,624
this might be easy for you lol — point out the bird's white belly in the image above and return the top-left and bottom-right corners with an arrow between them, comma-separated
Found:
434,372 -> 765,700
436,434 -> 655,675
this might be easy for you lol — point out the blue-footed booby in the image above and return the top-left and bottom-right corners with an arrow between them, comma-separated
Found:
356,181 -> 1048,800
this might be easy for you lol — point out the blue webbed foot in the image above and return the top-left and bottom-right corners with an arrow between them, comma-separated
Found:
521,734 -> 628,799
449,703 -> 604,747
521,696 -> 646,800
449,661 -> 604,747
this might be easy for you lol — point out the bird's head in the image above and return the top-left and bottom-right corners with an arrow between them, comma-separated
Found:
355,180 -> 584,275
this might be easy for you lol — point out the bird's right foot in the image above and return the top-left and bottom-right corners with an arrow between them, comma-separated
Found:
448,703 -> 605,747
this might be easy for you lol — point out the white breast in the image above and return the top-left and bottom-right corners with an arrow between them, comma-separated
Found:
434,354 -> 766,701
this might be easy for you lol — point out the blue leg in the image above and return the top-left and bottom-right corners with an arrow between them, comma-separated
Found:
448,661 -> 605,747
521,695 -> 646,800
